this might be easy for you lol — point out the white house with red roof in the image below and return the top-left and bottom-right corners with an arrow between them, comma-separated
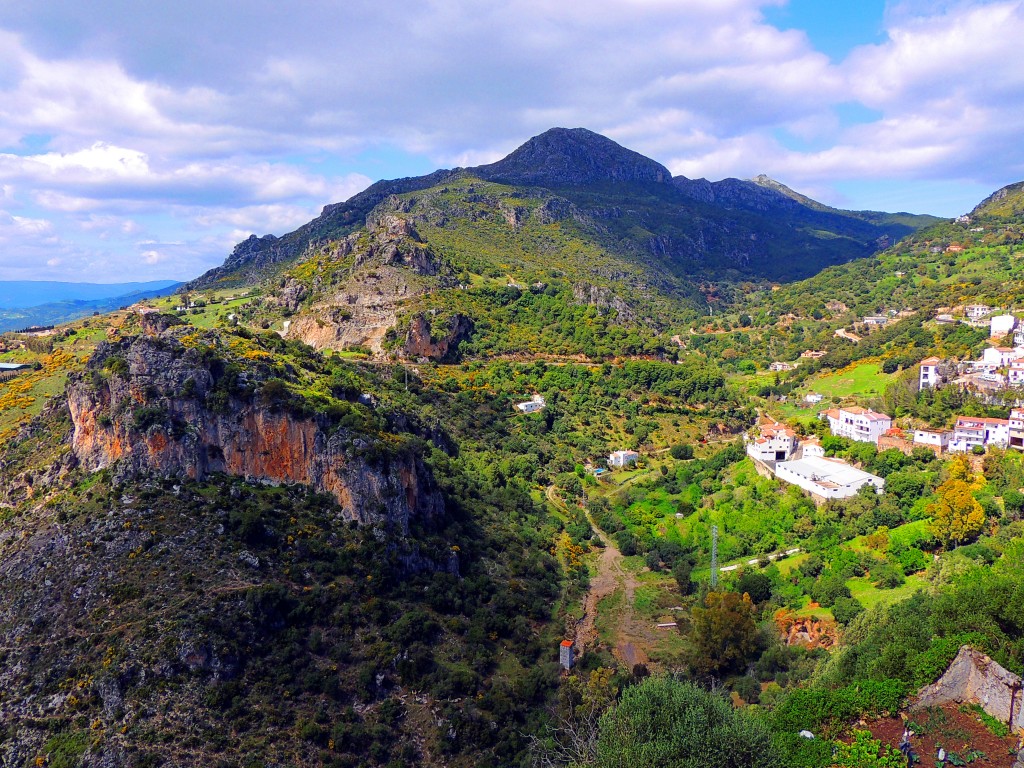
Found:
745,418 -> 797,462
919,356 -> 942,390
974,346 -> 1023,371
1009,362 -> 1024,387
950,416 -> 1010,453
1010,409 -> 1024,451
913,428 -> 951,453
823,406 -> 892,444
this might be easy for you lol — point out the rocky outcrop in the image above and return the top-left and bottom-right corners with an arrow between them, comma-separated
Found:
571,283 -> 636,323
913,647 -> 1024,731
279,206 -> 452,355
275,278 -> 308,312
403,312 -> 474,361
66,334 -> 444,530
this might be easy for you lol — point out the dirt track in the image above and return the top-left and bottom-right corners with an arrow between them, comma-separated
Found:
548,485 -> 653,669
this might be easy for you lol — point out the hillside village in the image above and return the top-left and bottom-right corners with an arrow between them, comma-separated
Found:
743,300 -> 1024,505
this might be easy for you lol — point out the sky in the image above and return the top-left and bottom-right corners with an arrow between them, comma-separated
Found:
0,0 -> 1022,283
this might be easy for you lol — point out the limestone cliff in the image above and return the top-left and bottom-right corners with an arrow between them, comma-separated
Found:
66,331 -> 444,529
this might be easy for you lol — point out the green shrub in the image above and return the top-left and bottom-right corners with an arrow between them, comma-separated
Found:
595,677 -> 779,768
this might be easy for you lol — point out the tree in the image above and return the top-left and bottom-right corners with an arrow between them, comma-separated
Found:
927,478 -> 985,548
735,571 -> 773,603
673,559 -> 694,596
594,677 -> 778,768
832,596 -> 865,625
687,591 -> 758,676
670,443 -> 694,460
1004,489 -> 1024,518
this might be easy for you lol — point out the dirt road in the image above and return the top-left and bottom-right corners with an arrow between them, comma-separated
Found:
548,485 -> 652,669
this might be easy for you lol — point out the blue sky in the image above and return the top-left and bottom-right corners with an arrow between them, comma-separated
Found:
0,0 -> 1022,282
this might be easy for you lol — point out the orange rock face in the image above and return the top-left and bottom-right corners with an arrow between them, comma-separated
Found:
67,334 -> 444,529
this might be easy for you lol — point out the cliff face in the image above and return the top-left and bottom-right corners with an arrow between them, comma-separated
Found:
67,332 -> 444,529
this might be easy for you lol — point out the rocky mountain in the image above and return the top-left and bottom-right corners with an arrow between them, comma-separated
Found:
67,327 -> 444,529
183,128 -> 941,365
189,128 -> 938,292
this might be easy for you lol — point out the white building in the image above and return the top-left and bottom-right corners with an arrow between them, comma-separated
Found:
608,450 -> 640,468
774,455 -> 884,500
913,428 -> 951,452
745,420 -> 797,463
1015,327 -> 1024,348
974,347 -> 1022,371
823,406 -> 892,444
800,436 -> 825,458
966,304 -> 992,320
515,395 -> 546,414
919,357 -> 942,390
950,416 -> 1010,453
991,314 -> 1018,338
804,392 -> 824,405
1009,362 -> 1024,387
1010,409 -> 1024,451
769,361 -> 796,372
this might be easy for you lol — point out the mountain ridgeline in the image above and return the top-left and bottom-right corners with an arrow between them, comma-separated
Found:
186,128 -> 937,361
191,128 -> 936,290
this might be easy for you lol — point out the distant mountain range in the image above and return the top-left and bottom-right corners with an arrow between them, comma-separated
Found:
0,280 -> 181,333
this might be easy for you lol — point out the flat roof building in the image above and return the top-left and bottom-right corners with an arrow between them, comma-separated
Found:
774,455 -> 884,501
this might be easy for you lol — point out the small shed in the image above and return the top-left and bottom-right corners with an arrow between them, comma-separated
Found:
559,640 -> 575,670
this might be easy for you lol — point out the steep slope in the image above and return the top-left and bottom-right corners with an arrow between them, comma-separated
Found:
0,315 -> 565,767
760,178 -> 1024,322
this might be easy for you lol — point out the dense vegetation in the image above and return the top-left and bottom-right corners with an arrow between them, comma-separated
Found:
5,156 -> 1024,766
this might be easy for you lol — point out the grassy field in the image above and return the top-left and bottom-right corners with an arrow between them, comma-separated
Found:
810,361 -> 894,400
846,573 -> 928,611
771,360 -> 895,420
0,318 -> 116,438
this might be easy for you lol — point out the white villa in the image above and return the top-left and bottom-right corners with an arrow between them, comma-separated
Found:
515,395 -> 546,414
822,406 -> 892,444
608,450 -> 640,468
913,428 -> 951,453
919,357 -> 942,390
991,314 -> 1018,338
1010,409 -> 1024,451
950,416 -> 1010,453
745,420 -> 797,463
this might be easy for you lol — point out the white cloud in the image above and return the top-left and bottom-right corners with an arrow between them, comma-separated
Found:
0,1 -> 1022,280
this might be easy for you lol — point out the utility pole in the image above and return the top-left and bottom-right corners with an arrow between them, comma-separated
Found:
710,525 -> 719,589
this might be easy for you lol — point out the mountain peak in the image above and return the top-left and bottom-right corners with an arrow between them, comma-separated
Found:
472,127 -> 671,187
750,173 -> 828,211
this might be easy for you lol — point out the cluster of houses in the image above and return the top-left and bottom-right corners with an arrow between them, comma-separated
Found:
745,417 -> 885,502
919,332 -> 1024,395
745,385 -> 1024,501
